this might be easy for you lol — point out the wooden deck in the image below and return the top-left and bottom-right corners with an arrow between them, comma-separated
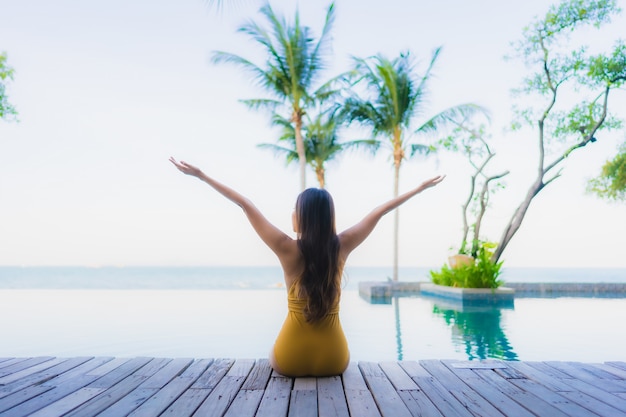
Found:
1,357 -> 625,416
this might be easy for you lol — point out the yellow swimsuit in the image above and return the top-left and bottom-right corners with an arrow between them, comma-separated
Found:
272,283 -> 349,377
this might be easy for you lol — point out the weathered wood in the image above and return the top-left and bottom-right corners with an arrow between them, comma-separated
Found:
379,361 -> 442,417
95,358 -> 191,417
0,358 -> 65,386
0,357 -> 625,417
507,374 -> 602,417
192,359 -> 255,417
255,372 -> 292,417
0,357 -> 55,378
469,363 -> 570,417
27,387 -> 104,417
420,359 -> 508,417
241,359 -> 272,390
288,389 -> 317,417
317,376 -> 349,417
522,361 -> 626,416
342,362 -> 381,417
161,359 -> 230,417
128,359 -> 211,417
546,361 -> 626,392
359,362 -> 412,417
590,363 -> 626,380
224,360 -> 274,417
0,357 -> 113,417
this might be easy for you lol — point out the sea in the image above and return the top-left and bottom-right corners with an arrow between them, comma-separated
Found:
1,265 -> 625,290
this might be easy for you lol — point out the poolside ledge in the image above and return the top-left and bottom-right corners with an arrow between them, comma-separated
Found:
358,281 -> 515,306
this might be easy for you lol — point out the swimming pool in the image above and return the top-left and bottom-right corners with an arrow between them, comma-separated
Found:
2,289 -> 624,362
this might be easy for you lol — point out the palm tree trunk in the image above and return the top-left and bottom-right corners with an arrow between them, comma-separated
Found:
294,113 -> 306,191
392,160 -> 400,281
315,166 -> 325,189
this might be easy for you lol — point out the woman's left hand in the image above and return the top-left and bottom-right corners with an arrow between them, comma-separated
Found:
169,157 -> 203,177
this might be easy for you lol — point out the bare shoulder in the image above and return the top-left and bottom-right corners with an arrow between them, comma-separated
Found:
277,240 -> 304,286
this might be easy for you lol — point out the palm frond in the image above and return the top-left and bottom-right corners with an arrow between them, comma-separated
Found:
257,143 -> 299,164
415,103 -> 489,135
211,51 -> 268,83
240,98 -> 282,112
410,143 -> 436,157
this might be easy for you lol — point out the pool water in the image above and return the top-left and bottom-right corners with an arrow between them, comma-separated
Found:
1,289 -> 624,362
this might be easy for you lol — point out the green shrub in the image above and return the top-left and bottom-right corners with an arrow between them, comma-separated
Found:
430,242 -> 504,289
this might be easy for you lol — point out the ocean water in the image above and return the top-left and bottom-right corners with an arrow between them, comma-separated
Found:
1,265 -> 625,290
1,266 -> 625,362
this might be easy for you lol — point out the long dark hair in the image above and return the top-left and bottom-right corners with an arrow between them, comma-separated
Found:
295,188 -> 341,323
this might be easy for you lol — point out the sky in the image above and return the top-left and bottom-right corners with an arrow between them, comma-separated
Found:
0,0 -> 625,269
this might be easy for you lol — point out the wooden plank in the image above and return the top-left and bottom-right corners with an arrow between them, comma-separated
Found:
162,359 -> 236,417
379,362 -> 442,417
0,357 -> 114,417
192,359 -> 255,417
126,359 -> 211,417
448,361 -> 508,369
294,377 -> 317,391
546,361 -> 626,392
0,358 -> 65,386
0,379 -> 55,414
359,362 -> 412,417
95,358 -> 188,417
342,363 -> 381,417
524,361 -> 576,380
65,375 -> 147,417
224,389 -> 265,417
508,376 -> 604,417
400,361 -> 475,417
0,357 -> 93,401
0,359 -> 31,373
520,362 -> 626,416
160,388 -> 210,417
471,364 -> 570,417
576,363 -> 626,380
241,359 -> 272,390
379,361 -> 418,391
255,372 -> 292,417
88,357 -> 153,389
317,376 -> 349,417
607,362 -> 626,372
555,377 -> 626,414
557,388 -> 626,417
62,357 -> 157,417
224,360 -> 274,417
86,357 -> 132,377
421,360 -> 509,417
288,389 -> 317,417
591,363 -> 626,380
191,358 -> 234,389
506,361 -> 574,392
0,357 -> 55,378
27,387 -> 104,417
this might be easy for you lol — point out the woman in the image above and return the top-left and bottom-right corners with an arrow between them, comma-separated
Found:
169,157 -> 444,376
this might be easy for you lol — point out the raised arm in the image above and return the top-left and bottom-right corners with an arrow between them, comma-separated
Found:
169,157 -> 294,257
338,175 -> 445,258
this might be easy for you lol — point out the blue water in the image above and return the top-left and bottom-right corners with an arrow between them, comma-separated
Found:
1,266 -> 625,289
1,266 -> 625,362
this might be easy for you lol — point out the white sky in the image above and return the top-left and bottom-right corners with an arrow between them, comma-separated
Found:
0,0 -> 625,268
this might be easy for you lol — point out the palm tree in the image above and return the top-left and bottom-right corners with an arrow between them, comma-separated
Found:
342,50 -> 484,281
259,110 -> 378,188
212,3 -> 336,191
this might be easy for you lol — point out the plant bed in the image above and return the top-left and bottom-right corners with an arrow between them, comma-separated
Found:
420,283 -> 515,307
